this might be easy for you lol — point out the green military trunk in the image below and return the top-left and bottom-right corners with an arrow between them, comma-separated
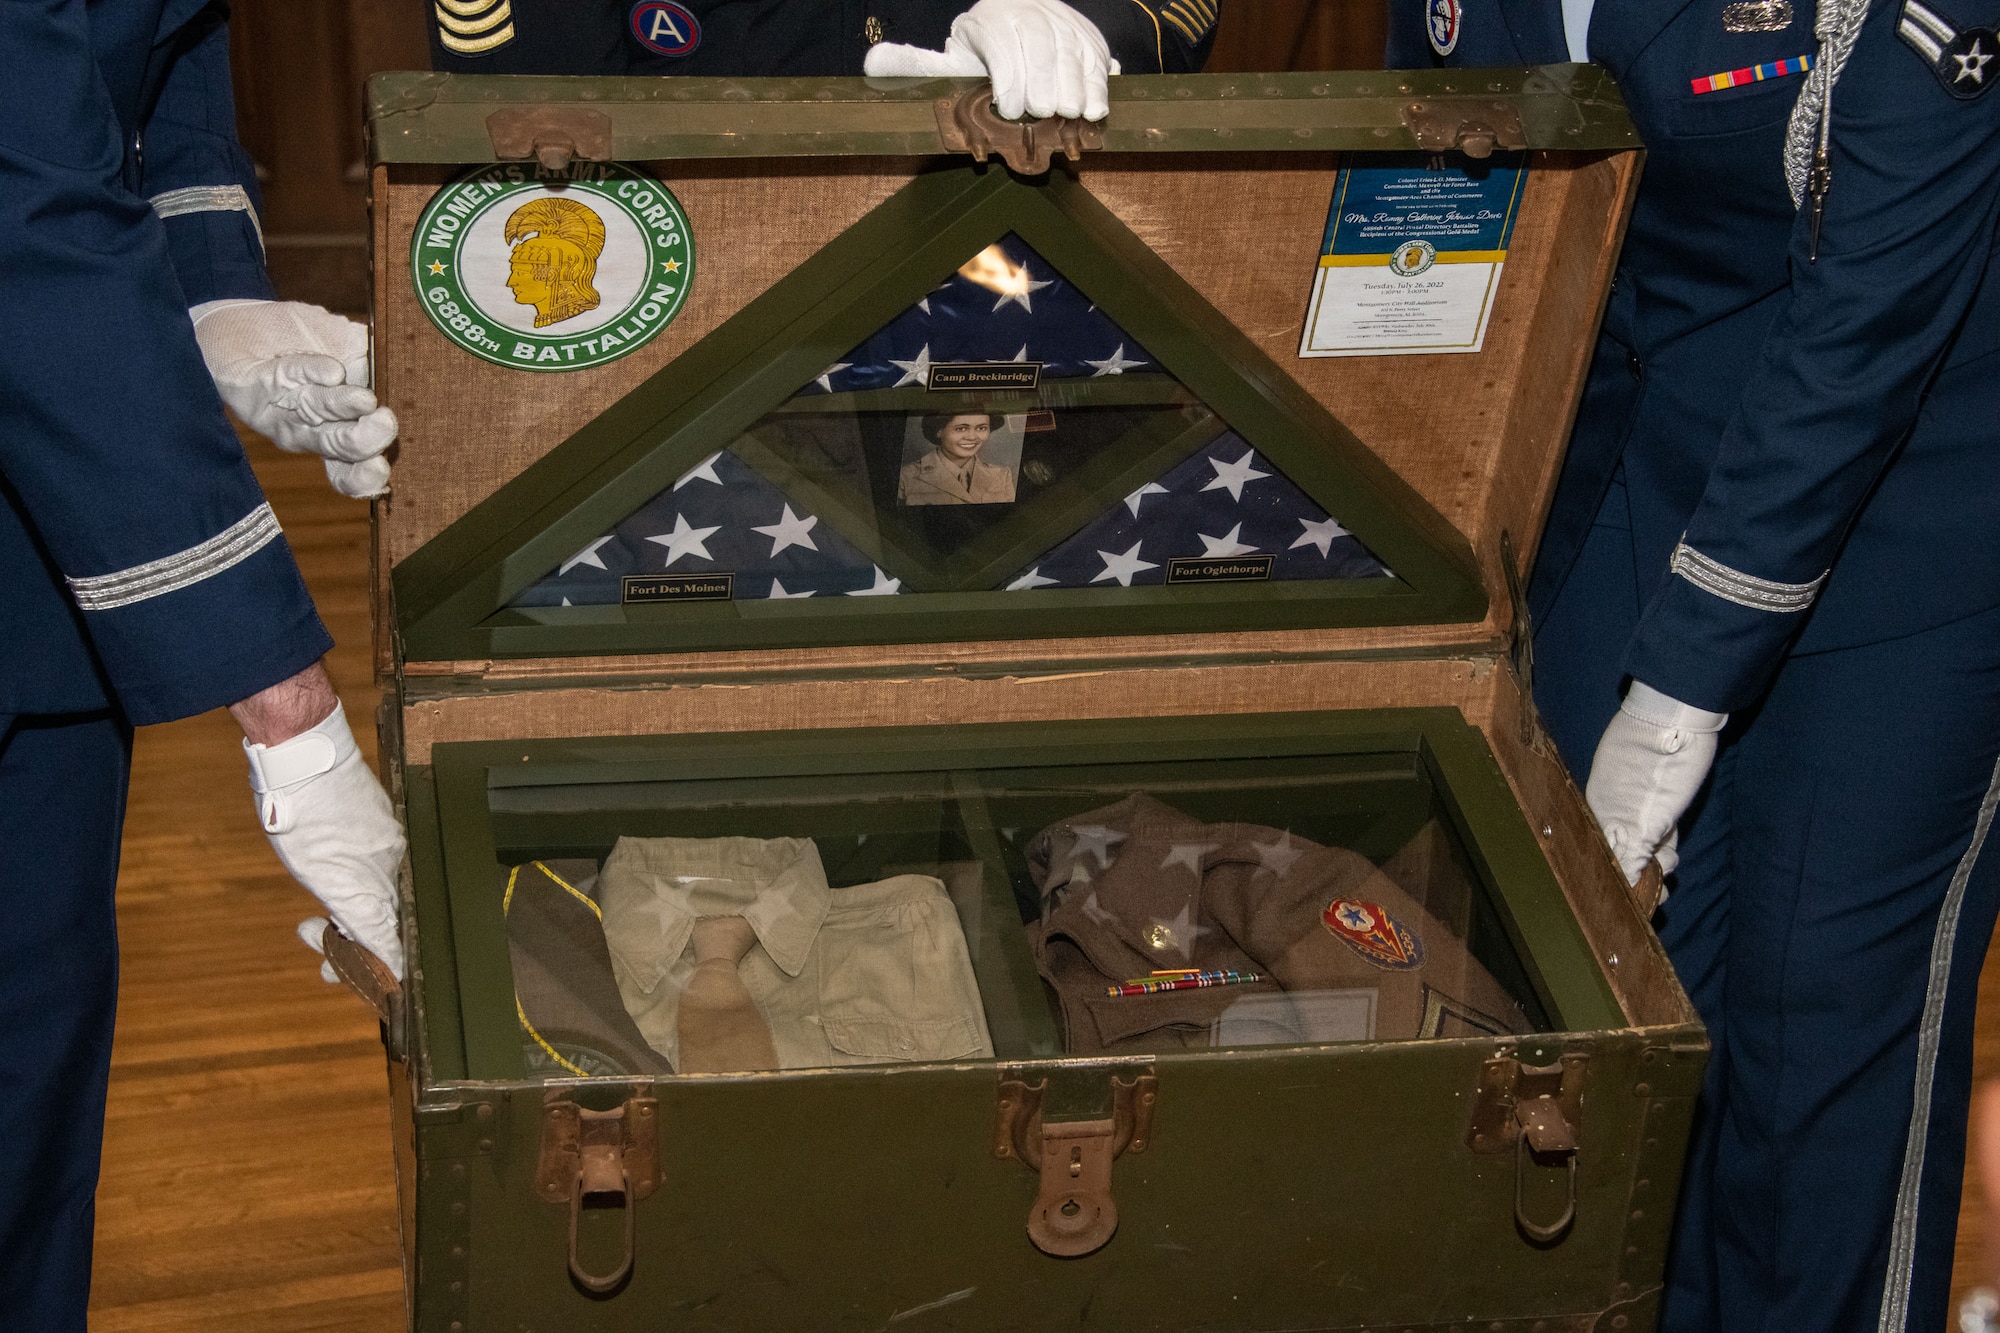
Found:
362,66 -> 1700,1333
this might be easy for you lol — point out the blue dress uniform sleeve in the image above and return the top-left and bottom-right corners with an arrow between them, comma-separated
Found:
0,0 -> 331,727
1066,0 -> 1219,73
138,6 -> 276,305
1623,0 -> 2000,714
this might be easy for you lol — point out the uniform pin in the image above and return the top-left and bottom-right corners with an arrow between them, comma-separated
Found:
1722,0 -> 1795,31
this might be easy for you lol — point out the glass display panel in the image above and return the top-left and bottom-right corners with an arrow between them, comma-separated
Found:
480,751 -> 1550,1080
508,235 -> 1389,608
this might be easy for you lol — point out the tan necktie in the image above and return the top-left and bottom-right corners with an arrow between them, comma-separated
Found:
677,916 -> 779,1074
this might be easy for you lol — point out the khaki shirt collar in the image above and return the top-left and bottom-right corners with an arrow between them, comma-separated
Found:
600,835 -> 832,980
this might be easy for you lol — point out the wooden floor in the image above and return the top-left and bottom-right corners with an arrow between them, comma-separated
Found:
85,445 -> 2000,1330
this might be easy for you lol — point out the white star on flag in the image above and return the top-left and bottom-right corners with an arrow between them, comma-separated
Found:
1251,832 -> 1305,875
1160,842 -> 1219,875
1084,343 -> 1148,377
1202,449 -> 1272,502
917,297 -> 932,315
846,566 -> 902,596
1069,825 -> 1127,868
560,596 -> 572,606
673,451 -> 724,490
1291,515 -> 1352,558
814,362 -> 852,392
992,277 -> 1052,313
1079,890 -> 1116,926
1006,567 -> 1059,591
766,579 -> 815,599
1012,344 -> 1030,362
889,344 -> 934,388
1123,482 -> 1168,518
751,504 -> 819,557
1091,540 -> 1159,587
558,535 -> 616,575
1197,523 -> 1259,557
645,514 -> 721,567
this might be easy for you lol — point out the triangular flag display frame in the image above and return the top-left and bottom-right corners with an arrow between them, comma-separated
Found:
393,163 -> 1487,661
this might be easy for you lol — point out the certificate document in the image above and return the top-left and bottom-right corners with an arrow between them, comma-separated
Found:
1299,152 -> 1528,358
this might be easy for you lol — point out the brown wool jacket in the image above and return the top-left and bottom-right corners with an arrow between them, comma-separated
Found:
1026,794 -> 1529,1053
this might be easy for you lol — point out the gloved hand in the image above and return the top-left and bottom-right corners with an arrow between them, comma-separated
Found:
243,700 -> 406,981
862,0 -> 1119,122
191,298 -> 397,499
1585,680 -> 1728,891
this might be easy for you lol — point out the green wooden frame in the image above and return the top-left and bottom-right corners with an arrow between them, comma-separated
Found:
393,164 -> 1488,660
367,67 -> 1642,164
408,708 -> 1623,1084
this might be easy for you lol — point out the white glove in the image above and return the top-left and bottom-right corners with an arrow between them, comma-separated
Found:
863,0 -> 1119,122
1585,681 -> 1728,890
244,700 -> 406,980
191,298 -> 397,499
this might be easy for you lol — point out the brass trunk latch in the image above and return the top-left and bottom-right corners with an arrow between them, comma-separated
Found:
935,87 -> 1104,176
994,1069 -> 1156,1257
1401,99 -> 1527,159
1467,1052 -> 1587,1244
536,1093 -> 662,1293
486,106 -> 614,173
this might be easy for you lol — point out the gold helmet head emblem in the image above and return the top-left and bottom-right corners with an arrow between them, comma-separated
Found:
503,196 -> 607,327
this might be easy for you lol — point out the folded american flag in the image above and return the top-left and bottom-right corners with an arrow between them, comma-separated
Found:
1005,432 -> 1389,590
809,233 -> 1158,392
513,448 -> 893,605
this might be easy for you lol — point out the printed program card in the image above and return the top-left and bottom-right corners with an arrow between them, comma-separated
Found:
1300,152 -> 1528,358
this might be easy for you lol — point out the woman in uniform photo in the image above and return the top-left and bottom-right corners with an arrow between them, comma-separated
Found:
898,411 -> 1017,506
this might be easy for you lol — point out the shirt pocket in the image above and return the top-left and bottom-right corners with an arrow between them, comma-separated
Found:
817,888 -> 990,1062
1664,21 -> 1819,137
601,906 -> 679,996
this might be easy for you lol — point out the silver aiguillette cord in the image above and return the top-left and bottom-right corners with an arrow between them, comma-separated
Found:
1785,0 -> 1869,261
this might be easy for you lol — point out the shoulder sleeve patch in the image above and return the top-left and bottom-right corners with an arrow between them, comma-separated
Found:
1898,0 -> 1997,97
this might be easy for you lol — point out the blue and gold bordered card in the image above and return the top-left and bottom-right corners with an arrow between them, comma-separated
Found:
1299,152 -> 1528,358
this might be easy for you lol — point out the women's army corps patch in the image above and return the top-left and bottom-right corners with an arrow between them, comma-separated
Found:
411,162 -> 695,372
1322,897 -> 1425,971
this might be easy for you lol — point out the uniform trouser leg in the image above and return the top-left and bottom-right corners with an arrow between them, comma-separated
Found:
0,710 -> 131,1330
1655,604 -> 2000,1333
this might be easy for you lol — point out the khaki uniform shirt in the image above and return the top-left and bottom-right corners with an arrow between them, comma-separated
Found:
1026,794 -> 1528,1053
897,450 -> 1017,505
599,836 -> 993,1071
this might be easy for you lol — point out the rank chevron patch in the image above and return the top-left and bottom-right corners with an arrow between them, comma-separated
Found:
1159,0 -> 1217,45
434,0 -> 516,56
1898,0 -> 1998,98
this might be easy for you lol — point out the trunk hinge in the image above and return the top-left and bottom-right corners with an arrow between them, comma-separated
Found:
1401,97 -> 1527,158
1467,1051 -> 1588,1244
935,86 -> 1104,176
486,106 -> 613,173
994,1067 -> 1157,1257
536,1092 -> 662,1294
1500,529 -> 1553,753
